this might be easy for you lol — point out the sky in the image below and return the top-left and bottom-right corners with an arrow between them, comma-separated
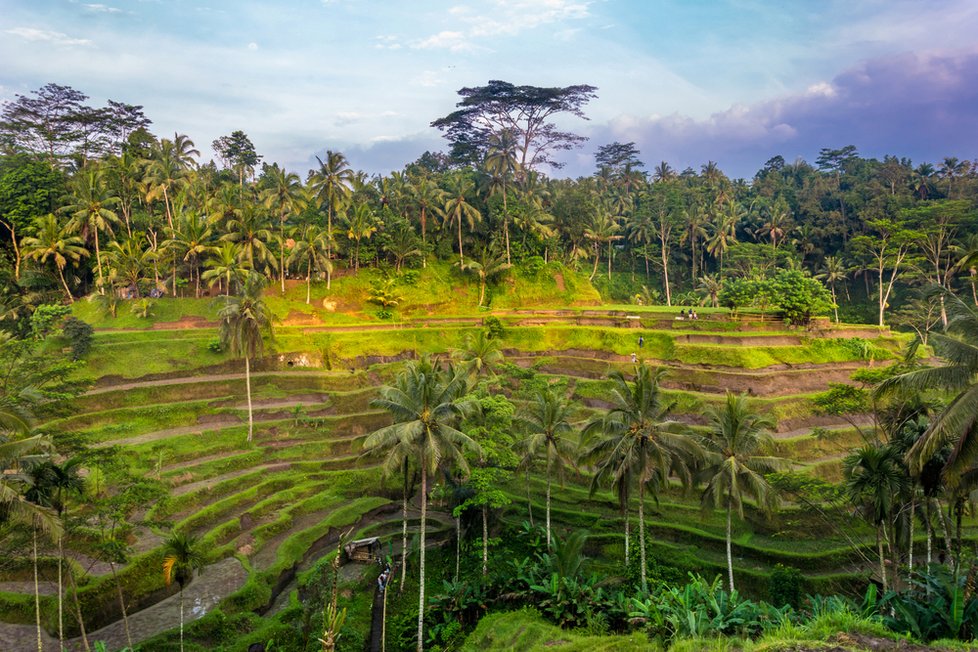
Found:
1,0 -> 977,179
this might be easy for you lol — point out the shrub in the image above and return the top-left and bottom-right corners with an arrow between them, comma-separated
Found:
769,564 -> 804,609
62,316 -> 94,359
31,303 -> 71,339
483,316 -> 505,340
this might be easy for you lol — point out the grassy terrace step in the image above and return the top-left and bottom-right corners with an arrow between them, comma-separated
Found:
77,322 -> 905,381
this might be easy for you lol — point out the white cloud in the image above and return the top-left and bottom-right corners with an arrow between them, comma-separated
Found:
414,0 -> 590,50
82,4 -> 121,13
414,30 -> 474,53
4,27 -> 92,47
247,42 -> 259,51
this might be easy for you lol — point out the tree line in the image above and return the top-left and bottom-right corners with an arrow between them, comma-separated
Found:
1,82 -> 977,330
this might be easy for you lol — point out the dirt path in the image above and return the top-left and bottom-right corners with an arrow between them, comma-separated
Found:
171,463 -> 290,497
87,370 -> 340,394
92,418 -> 242,448
775,417 -> 873,438
0,557 -> 247,652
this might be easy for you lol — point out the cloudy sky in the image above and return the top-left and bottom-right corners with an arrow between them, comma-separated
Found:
2,0 -> 977,178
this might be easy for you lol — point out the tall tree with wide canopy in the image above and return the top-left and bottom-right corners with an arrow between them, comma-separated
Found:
431,80 -> 597,170
698,392 -> 787,592
21,214 -> 89,302
517,387 -> 576,549
219,275 -> 271,442
581,363 -> 699,593
363,356 -> 480,652
308,151 -> 353,289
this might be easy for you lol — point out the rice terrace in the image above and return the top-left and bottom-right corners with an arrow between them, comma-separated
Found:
3,2 -> 978,651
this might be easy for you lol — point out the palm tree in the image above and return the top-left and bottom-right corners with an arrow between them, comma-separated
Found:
144,134 -> 199,230
581,363 -> 699,593
165,211 -> 214,297
344,203 -> 377,271
843,444 -> 908,593
408,176 -> 446,267
24,459 -> 85,650
457,243 -> 511,307
518,387 -> 576,549
219,275 -> 272,442
163,532 -> 206,652
309,151 -> 353,288
484,130 -> 520,264
363,356 -> 480,652
697,274 -> 722,308
21,214 -> 90,302
706,201 -> 740,278
443,175 -> 482,267
953,234 -> 978,306
451,329 -> 503,378
584,209 -> 623,282
681,202 -> 708,280
288,224 -> 331,304
105,236 -> 155,296
2,432 -> 62,652
262,165 -> 306,292
817,255 -> 847,322
760,198 -> 791,249
203,242 -> 250,296
222,204 -> 273,276
699,392 -> 787,592
65,165 -> 120,294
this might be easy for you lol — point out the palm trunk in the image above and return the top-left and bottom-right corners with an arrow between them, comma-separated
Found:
245,356 -> 254,442
926,499 -> 933,567
481,505 -> 488,577
34,526 -> 42,652
590,244 -> 599,281
726,501 -> 735,593
545,456 -> 552,551
455,513 -> 460,581
58,536 -> 64,648
327,207 -> 332,290
877,526 -> 887,593
58,265 -> 75,303
661,242 -> 671,306
638,482 -> 647,593
623,506 -> 629,567
179,588 -> 185,652
502,190 -> 511,266
831,284 -> 839,323
66,558 -> 90,651
420,207 -> 427,269
526,467 -> 533,527
400,463 -> 409,595
109,560 -> 133,650
94,226 -> 104,294
417,466 -> 427,652
607,239 -> 613,280
306,259 -> 312,305
908,497 -> 916,575
280,219 -> 286,294
457,213 -> 465,267
936,498 -> 954,562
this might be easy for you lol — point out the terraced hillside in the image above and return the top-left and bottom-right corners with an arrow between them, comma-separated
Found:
0,298 -> 935,651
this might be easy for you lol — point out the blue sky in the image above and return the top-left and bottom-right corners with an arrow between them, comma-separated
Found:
2,0 -> 977,178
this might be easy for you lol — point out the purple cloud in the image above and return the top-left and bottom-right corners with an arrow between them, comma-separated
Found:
576,48 -> 978,178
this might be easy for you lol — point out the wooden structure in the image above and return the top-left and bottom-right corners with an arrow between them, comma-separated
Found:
343,537 -> 381,562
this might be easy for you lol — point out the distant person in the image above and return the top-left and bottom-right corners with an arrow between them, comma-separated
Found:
679,309 -> 686,320
631,352 -> 637,363
638,336 -> 644,348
